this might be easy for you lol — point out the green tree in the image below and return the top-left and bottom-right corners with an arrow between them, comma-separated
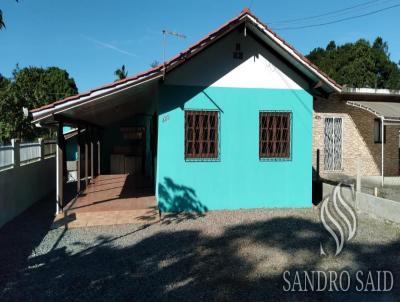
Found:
0,10 -> 5,29
114,65 -> 128,81
0,66 -> 78,142
0,1 -> 18,30
150,60 -> 160,68
306,37 -> 400,89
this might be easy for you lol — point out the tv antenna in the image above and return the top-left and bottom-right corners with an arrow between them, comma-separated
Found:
162,29 -> 187,76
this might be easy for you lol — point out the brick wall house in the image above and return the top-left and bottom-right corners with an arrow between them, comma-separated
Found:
313,97 -> 399,180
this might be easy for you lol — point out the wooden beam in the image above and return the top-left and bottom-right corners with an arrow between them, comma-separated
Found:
77,125 -> 81,194
97,132 -> 101,176
56,122 -> 64,214
90,127 -> 94,183
85,127 -> 89,188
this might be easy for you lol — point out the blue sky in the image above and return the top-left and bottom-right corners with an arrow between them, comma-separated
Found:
1,0 -> 400,92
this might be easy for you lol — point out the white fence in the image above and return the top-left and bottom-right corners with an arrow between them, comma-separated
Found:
0,139 -> 56,170
0,145 -> 13,169
20,142 -> 41,163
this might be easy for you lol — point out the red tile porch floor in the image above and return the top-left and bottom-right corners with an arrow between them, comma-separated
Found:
53,174 -> 159,228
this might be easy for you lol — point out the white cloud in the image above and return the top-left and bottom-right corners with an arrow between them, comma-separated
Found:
81,35 -> 138,57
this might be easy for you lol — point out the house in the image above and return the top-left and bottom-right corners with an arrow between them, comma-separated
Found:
29,9 -> 400,213
313,88 -> 400,183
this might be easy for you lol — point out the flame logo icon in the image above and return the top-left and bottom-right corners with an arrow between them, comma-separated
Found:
320,182 -> 357,256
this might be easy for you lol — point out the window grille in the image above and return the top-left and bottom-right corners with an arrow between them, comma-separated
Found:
324,117 -> 343,171
259,112 -> 291,159
185,110 -> 219,159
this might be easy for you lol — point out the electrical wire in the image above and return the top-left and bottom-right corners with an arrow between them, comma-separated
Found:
268,0 -> 383,25
273,3 -> 400,30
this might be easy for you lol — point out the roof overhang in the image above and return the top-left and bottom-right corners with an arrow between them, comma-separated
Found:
30,9 -> 342,125
339,88 -> 400,122
347,101 -> 400,122
32,74 -> 162,126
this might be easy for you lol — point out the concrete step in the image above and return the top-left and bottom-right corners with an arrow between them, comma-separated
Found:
52,208 -> 160,228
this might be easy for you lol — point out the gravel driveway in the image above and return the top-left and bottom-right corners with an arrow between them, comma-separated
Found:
1,197 -> 399,301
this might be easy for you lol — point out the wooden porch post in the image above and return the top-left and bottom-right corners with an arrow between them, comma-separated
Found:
381,117 -> 385,187
90,127 -> 94,183
85,126 -> 89,188
77,125 -> 81,194
97,130 -> 101,176
56,122 -> 64,215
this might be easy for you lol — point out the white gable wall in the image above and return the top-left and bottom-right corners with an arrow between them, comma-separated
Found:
166,28 -> 310,91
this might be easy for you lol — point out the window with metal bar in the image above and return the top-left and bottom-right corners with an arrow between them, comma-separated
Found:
324,117 -> 343,171
185,110 -> 219,159
259,112 -> 291,159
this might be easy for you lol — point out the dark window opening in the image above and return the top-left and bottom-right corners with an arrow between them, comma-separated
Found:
374,118 -> 386,144
185,110 -> 219,159
259,112 -> 291,159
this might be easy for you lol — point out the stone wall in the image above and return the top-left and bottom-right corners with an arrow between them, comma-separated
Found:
313,98 -> 399,179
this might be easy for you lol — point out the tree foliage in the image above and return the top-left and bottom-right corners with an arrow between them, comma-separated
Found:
150,60 -> 160,68
114,65 -> 128,81
0,10 -> 5,29
0,1 -> 18,30
306,37 -> 400,89
0,66 -> 78,143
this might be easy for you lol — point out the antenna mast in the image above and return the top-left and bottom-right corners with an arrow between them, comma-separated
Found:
162,29 -> 187,78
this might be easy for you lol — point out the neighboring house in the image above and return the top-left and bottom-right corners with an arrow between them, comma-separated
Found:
313,91 -> 400,181
29,9 -> 400,212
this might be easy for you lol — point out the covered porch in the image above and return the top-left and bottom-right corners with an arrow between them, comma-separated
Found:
29,71 -> 162,227
54,174 -> 158,228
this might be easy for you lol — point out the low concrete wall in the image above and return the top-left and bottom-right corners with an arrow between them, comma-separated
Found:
356,191 -> 400,224
0,157 -> 55,228
321,182 -> 356,205
320,181 -> 400,223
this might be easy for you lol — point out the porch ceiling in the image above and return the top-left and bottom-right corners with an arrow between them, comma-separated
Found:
41,78 -> 159,127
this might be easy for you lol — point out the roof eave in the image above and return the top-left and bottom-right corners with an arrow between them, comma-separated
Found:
32,73 -> 162,124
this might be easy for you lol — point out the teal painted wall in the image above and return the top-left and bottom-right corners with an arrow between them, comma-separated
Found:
157,85 -> 313,212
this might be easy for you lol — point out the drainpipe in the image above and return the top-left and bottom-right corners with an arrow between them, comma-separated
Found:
381,116 -> 385,187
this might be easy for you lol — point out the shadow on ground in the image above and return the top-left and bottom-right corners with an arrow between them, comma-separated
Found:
0,198 -> 399,301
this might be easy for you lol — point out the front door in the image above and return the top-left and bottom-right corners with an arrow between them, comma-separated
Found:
324,117 -> 343,171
